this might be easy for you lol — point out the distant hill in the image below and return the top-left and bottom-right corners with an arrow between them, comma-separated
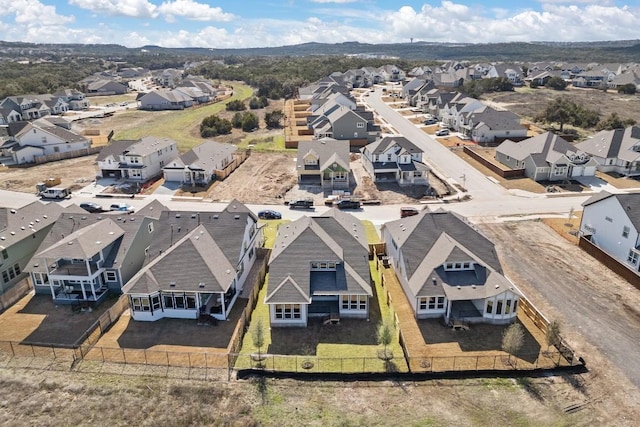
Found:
1,39 -> 640,62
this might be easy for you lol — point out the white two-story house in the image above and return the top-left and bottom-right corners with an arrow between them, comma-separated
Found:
97,136 -> 177,181
360,136 -> 429,186
580,191 -> 640,272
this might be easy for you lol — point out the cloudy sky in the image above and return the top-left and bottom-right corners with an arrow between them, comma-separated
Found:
0,0 -> 639,49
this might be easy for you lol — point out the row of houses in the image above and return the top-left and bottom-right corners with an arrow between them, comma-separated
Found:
137,77 -> 219,110
0,90 -> 89,124
0,117 -> 92,165
0,199 -> 521,328
492,126 -> 640,182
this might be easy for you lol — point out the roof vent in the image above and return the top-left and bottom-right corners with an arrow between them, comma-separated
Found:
10,232 -> 15,236
472,285 -> 476,289
198,282 -> 205,288
195,235 -> 200,240
35,219 -> 40,223
226,269 -> 231,274
29,222 -> 34,226
20,226 -> 25,230
9,209 -> 16,214
67,241 -> 73,245
191,214 -> 197,219
457,285 -> 461,290
175,214 -> 181,218
0,237 -> 5,240
213,215 -> 219,219
495,285 -> 500,289
169,281 -> 176,287
43,215 -> 47,219
234,215 -> 240,220
96,241 -> 101,245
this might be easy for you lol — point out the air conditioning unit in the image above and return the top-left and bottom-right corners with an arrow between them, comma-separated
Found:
584,224 -> 596,234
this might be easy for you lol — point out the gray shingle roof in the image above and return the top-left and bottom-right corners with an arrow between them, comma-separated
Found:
296,138 -> 350,172
576,126 -> 640,162
583,191 -> 640,231
175,140 -> 237,171
0,201 -> 65,248
266,209 -> 371,304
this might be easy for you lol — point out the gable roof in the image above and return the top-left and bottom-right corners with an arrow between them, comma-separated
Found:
576,126 -> 640,162
266,209 -> 371,304
96,139 -> 137,161
296,138 -> 350,171
175,139 -> 237,171
582,191 -> 640,231
363,135 -> 423,156
123,224 -> 235,294
497,132 -> 581,163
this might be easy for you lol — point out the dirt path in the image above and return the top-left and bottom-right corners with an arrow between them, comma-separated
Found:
478,220 -> 640,422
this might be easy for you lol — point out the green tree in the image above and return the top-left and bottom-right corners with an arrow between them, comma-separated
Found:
618,83 -> 637,95
248,97 -> 261,109
264,109 -> 284,128
535,97 -> 575,132
377,318 -> 394,360
231,112 -> 244,128
502,322 -> 524,365
226,99 -> 246,111
596,112 -> 636,130
200,114 -> 232,137
241,112 -> 259,131
545,76 -> 567,90
251,319 -> 265,363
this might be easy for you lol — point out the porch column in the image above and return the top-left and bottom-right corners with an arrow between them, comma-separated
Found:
90,281 -> 97,301
80,282 -> 87,300
445,300 -> 452,323
48,277 -> 56,299
221,295 -> 226,319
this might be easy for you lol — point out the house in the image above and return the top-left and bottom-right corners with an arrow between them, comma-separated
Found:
122,201 -> 262,321
307,105 -> 380,147
495,132 -> 597,181
580,192 -> 640,272
96,136 -> 177,181
381,209 -> 521,325
572,70 -> 606,88
360,136 -> 429,186
25,210 -> 157,305
0,95 -> 54,120
575,126 -> 640,176
158,68 -> 183,88
296,138 -> 350,188
163,139 -> 237,185
52,89 -> 90,110
4,118 -> 91,165
0,202 -> 66,297
265,209 -> 372,327
458,105 -> 528,145
378,65 -> 406,82
138,89 -> 195,110
85,79 -> 128,96
486,64 -> 524,86
610,69 -> 640,91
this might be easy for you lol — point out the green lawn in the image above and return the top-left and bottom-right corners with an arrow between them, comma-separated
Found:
237,134 -> 290,152
112,82 -> 254,151
236,219 -> 408,373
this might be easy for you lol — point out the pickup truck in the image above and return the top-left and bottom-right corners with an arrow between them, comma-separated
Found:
287,199 -> 314,209
336,199 -> 361,210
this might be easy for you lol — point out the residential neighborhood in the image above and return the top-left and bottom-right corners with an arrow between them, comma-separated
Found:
2,52 -> 640,426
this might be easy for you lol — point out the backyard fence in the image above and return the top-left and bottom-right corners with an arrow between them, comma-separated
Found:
463,146 -> 525,178
214,150 -> 249,180
579,236 -> 640,289
34,146 -> 102,164
73,295 -> 130,359
0,279 -> 32,312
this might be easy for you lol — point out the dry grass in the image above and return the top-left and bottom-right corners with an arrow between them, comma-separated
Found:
541,211 -> 583,244
595,171 -> 640,190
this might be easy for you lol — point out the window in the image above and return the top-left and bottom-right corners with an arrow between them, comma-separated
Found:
605,216 -> 613,223
185,293 -> 197,309
505,299 -> 512,314
131,296 -> 150,311
428,296 -> 445,310
1,249 -> 7,259
106,271 -> 117,282
418,297 -> 428,310
163,294 -> 174,308
486,300 -> 493,314
274,304 -> 302,319
342,295 -> 367,311
356,122 -> 365,128
334,171 -> 347,180
623,226 -> 630,238
310,261 -> 337,271
496,300 -> 503,315
151,295 -> 161,310
628,250 -> 639,265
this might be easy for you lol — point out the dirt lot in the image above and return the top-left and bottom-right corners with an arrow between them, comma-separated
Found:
483,86 -> 640,135
477,220 -> 640,425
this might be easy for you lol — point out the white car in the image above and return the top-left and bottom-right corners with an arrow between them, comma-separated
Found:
109,203 -> 135,214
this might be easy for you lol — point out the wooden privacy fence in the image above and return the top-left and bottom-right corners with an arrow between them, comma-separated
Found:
34,146 -> 102,164
214,150 -> 249,180
0,279 -> 31,312
579,236 -> 640,289
463,146 -> 525,178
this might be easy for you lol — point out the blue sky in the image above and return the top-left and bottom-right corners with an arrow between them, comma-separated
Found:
0,1 -> 639,48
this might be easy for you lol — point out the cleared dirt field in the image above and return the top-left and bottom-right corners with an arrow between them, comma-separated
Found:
483,86 -> 640,134
477,220 -> 640,424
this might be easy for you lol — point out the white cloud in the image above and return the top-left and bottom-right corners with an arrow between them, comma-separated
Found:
158,0 -> 235,22
0,0 -> 74,26
68,0 -> 158,19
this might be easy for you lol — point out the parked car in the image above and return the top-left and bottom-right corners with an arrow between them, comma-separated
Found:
336,199 -> 361,210
258,210 -> 282,220
400,207 -> 419,218
424,118 -> 438,125
435,129 -> 450,136
287,199 -> 314,209
109,203 -> 135,214
79,202 -> 105,213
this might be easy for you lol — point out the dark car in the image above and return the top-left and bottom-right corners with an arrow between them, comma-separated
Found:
400,207 -> 419,218
424,118 -> 438,125
336,199 -> 361,210
287,199 -> 314,209
79,202 -> 105,213
258,209 -> 282,220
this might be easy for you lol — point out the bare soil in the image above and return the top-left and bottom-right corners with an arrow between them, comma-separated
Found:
482,86 -> 640,136
477,220 -> 640,425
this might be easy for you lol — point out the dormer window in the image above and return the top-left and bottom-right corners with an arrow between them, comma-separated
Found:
444,262 -> 473,271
